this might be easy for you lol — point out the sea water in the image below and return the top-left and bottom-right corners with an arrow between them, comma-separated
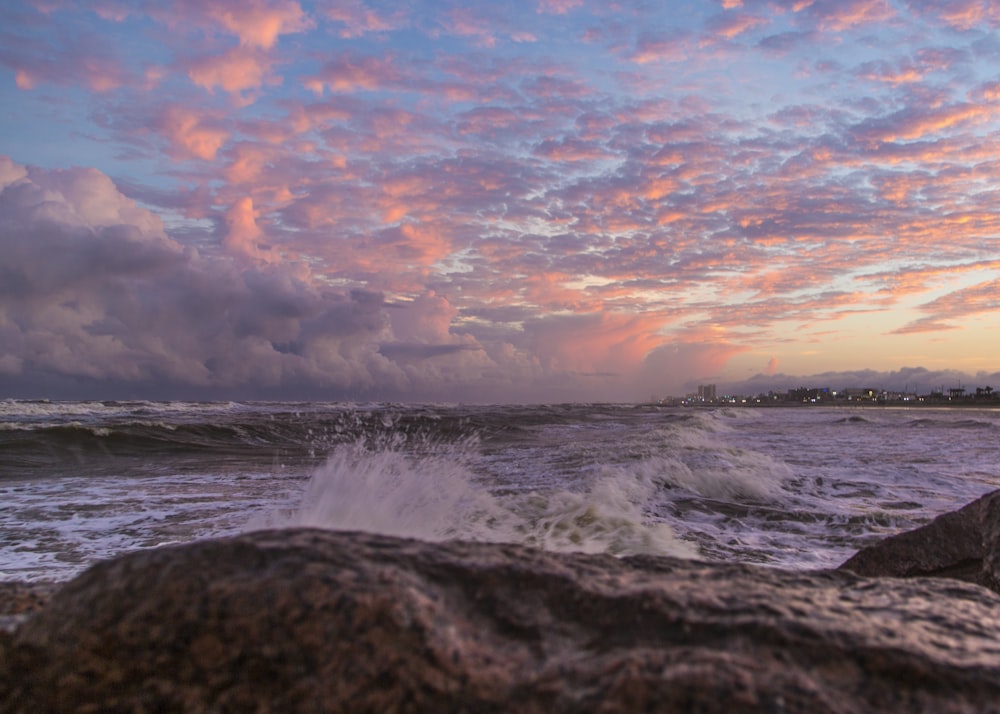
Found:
2,400 -> 999,581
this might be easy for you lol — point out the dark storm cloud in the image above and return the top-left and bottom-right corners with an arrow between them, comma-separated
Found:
0,157 -> 403,395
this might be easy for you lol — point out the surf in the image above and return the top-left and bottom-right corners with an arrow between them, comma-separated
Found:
255,432 -> 697,558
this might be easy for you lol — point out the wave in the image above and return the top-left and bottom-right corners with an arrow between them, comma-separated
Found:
250,409 -> 800,559
0,403 -> 463,472
834,415 -> 873,424
8,400 -> 1000,581
905,417 -> 997,430
251,433 -> 698,558
0,401 -> 738,477
655,451 -> 792,502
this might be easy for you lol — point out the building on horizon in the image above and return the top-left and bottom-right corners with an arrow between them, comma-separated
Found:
698,384 -> 716,402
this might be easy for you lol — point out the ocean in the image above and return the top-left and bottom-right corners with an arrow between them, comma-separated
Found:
2,400 -> 999,582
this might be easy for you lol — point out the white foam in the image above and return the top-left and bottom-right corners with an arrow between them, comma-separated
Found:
0,470 -> 303,581
509,465 -> 697,557
260,435 -> 697,558
652,420 -> 794,502
275,436 -> 499,541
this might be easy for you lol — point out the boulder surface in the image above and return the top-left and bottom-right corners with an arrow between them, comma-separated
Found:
4,526 -> 1000,713
0,581 -> 56,633
840,489 -> 1000,593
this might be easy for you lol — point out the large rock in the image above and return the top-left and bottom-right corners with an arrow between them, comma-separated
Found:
840,490 -> 1000,593
0,581 -> 56,633
4,529 -> 1000,712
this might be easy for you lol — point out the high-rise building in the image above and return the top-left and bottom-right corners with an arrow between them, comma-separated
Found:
697,384 -> 716,402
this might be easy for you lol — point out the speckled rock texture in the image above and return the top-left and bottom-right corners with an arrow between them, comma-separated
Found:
4,520 -> 1000,712
0,581 -> 57,633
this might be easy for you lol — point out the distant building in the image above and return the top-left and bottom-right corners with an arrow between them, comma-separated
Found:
697,384 -> 717,402
788,386 -> 831,403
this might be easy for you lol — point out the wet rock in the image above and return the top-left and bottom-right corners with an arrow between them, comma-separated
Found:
4,528 -> 1000,713
840,489 -> 1000,593
0,581 -> 57,633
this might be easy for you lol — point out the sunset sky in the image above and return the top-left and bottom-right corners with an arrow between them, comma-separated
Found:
2,0 -> 1000,402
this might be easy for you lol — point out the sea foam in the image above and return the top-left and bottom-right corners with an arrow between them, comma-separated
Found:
262,434 -> 697,558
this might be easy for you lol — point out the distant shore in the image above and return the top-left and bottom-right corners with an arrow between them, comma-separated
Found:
652,400 -> 1000,409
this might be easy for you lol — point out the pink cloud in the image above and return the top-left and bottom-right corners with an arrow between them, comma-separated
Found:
223,196 -> 279,262
456,107 -> 522,137
374,223 -> 454,268
905,276 -> 1000,329
640,334 -> 749,391
323,0 -> 405,38
855,48 -> 966,87
521,75 -> 593,100
705,12 -> 769,39
808,0 -> 896,32
157,106 -> 230,161
187,47 -> 278,99
971,81 -> 1000,103
282,98 -> 358,133
525,311 -> 667,376
890,318 -> 960,335
305,53 -> 406,94
905,0 -> 1000,30
1,28 -> 132,92
387,292 -> 457,343
631,32 -> 690,64
855,59 -> 926,85
853,103 -> 990,145
441,7 -> 498,48
13,70 -> 37,90
0,156 -> 28,188
167,0 -> 312,49
222,142 -> 274,184
30,0 -> 135,22
537,0 -> 584,14
435,7 -> 539,46
860,261 -> 1000,299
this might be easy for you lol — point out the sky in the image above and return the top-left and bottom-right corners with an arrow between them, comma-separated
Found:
2,0 -> 1000,403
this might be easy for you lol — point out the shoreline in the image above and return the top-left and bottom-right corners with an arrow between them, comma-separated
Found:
669,400 -> 1000,410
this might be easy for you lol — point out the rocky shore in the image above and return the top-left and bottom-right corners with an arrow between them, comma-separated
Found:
3,492 -> 1000,712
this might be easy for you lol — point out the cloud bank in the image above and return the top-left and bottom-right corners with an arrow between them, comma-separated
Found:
2,1 -> 1000,401
0,157 -> 665,401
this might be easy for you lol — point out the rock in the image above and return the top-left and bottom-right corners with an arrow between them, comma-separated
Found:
0,582 -> 56,616
0,581 -> 57,632
4,529 -> 1000,713
840,490 -> 1000,593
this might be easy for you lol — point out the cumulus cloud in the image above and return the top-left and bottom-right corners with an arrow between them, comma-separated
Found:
0,157 -> 404,395
639,337 -> 751,396
1,158 -> 671,402
186,47 -> 278,102
223,196 -> 277,262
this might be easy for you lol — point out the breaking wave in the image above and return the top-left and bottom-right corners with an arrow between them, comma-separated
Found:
252,433 -> 698,558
